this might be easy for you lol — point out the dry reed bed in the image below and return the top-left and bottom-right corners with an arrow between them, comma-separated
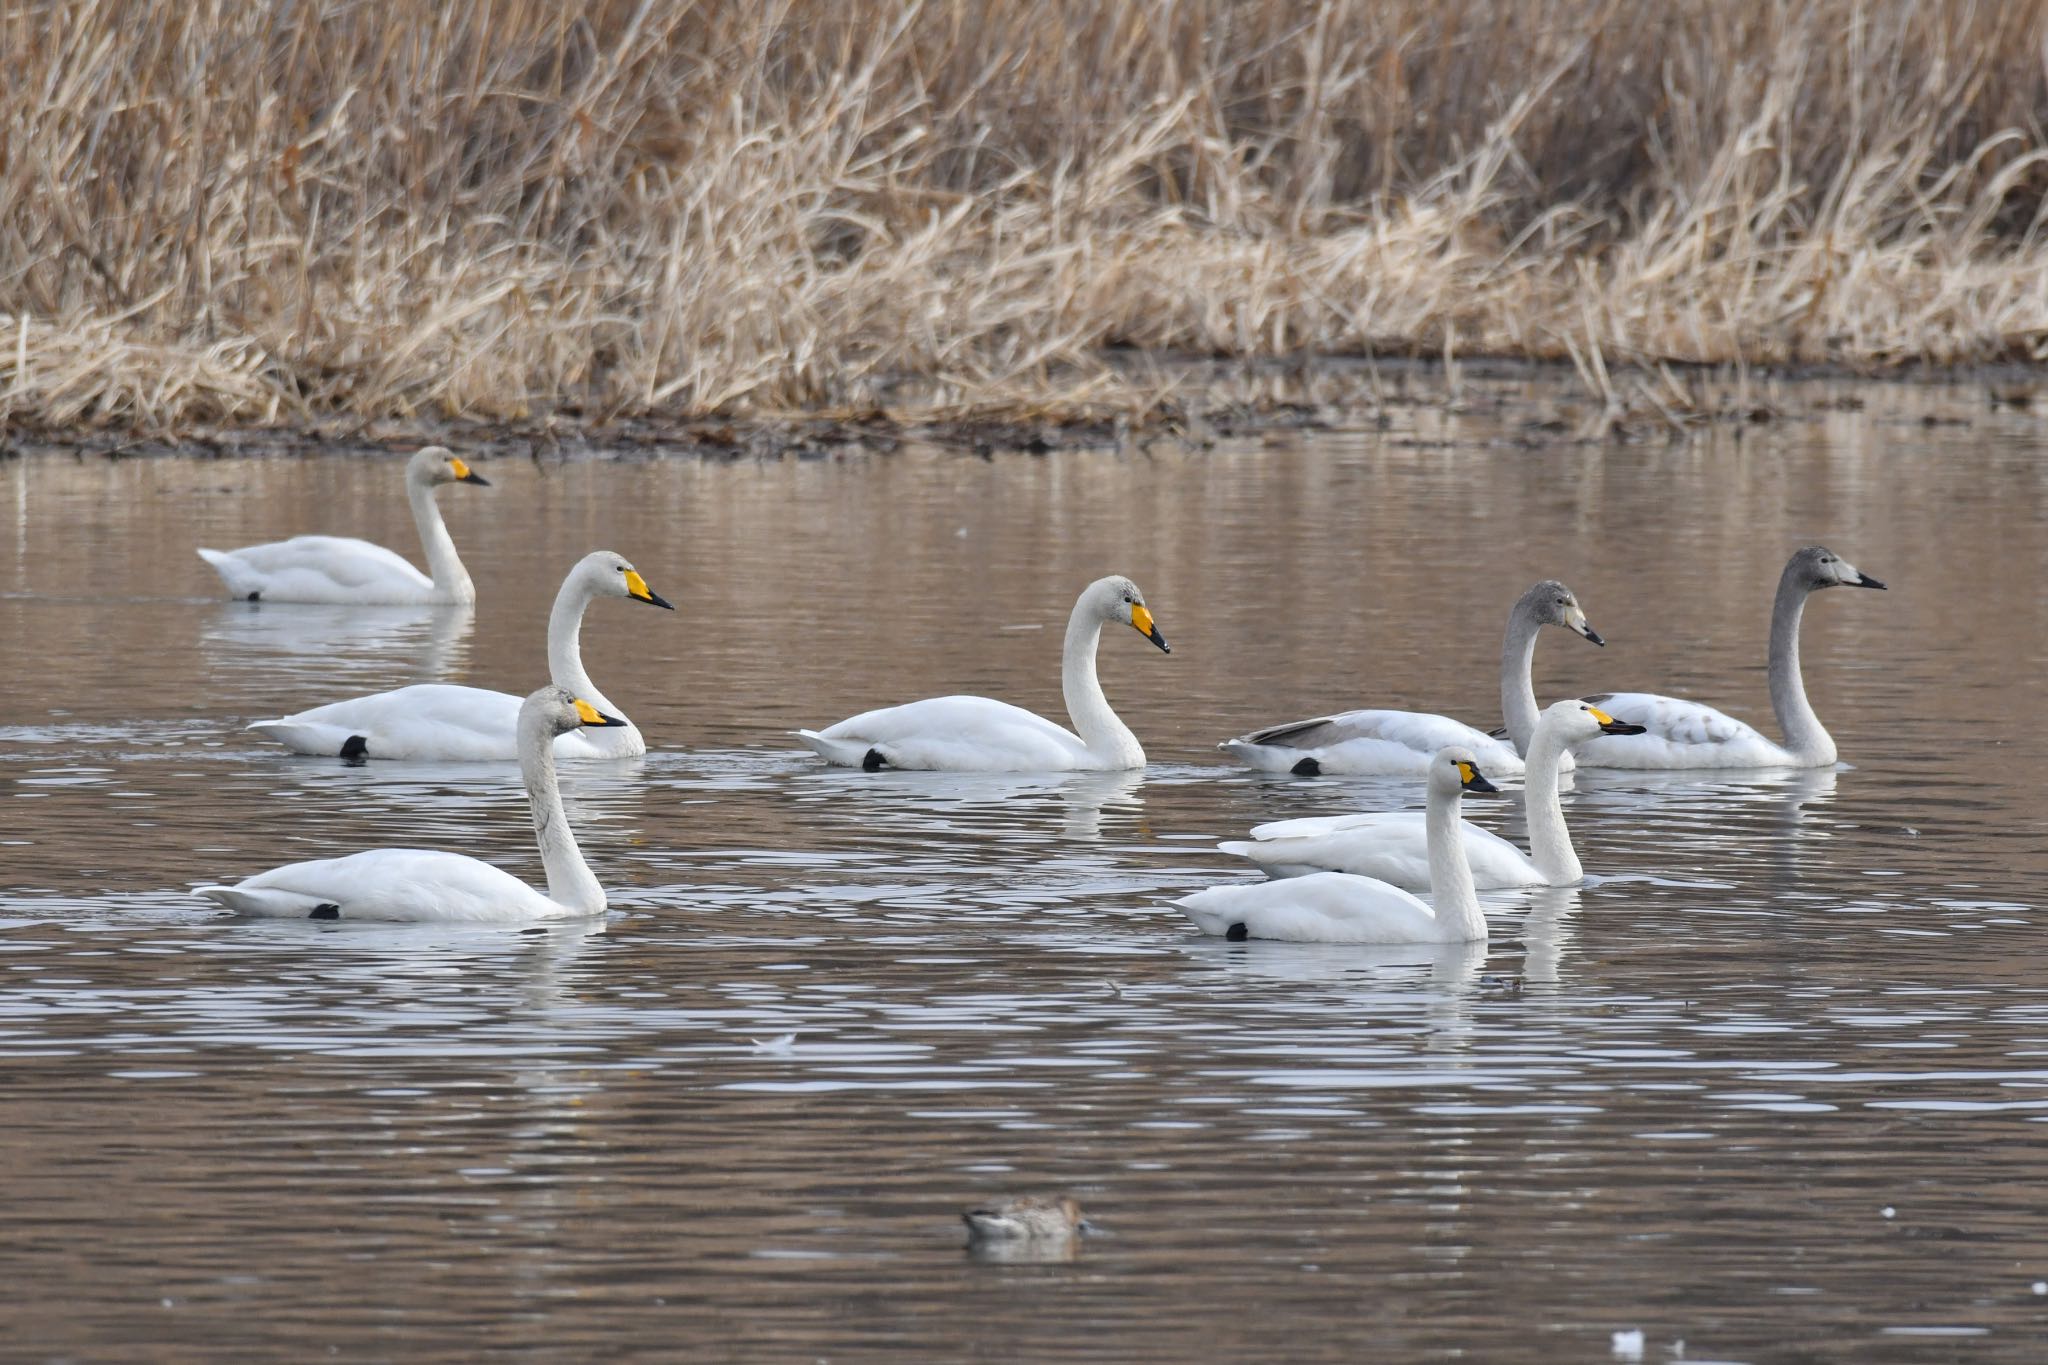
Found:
5,0 -> 2048,433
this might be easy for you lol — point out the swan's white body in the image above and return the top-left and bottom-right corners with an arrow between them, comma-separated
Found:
1221,580 -> 1601,776
795,575 -> 1170,772
1174,748 -> 1497,944
1573,547 -> 1885,770
197,447 -> 489,605
246,552 -> 672,760
1219,701 -> 1646,890
198,688 -> 620,923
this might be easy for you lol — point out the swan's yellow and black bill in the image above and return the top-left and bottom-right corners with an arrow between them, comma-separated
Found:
1575,621 -> 1605,646
1849,571 -> 1886,590
1588,704 -> 1647,737
1130,603 -> 1171,653
572,698 -> 628,728
1455,760 -> 1500,793
624,569 -> 674,610
449,456 -> 490,486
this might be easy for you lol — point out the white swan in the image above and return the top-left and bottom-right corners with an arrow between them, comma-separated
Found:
197,446 -> 489,604
1173,747 -> 1500,944
1574,546 -> 1885,769
794,575 -> 1170,771
245,551 -> 672,760
197,687 -> 621,922
1219,579 -> 1602,776
1219,700 -> 1646,889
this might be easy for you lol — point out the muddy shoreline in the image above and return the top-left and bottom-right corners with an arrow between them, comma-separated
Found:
2,355 -> 2030,462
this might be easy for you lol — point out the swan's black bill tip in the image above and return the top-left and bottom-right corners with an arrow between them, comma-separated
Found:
1581,627 -> 1605,646
1853,575 -> 1886,590
1600,720 -> 1648,737
459,470 -> 491,486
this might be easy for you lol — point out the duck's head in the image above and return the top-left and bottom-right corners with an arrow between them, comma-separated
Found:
1543,697 -> 1647,743
962,1194 -> 1085,1244
409,445 -> 491,488
523,685 -> 627,737
1789,545 -> 1885,592
1431,746 -> 1502,797
1517,578 -> 1602,645
576,549 -> 673,610
1085,575 -> 1169,653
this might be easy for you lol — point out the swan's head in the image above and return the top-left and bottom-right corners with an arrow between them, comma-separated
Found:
1543,697 -> 1648,744
1085,575 -> 1170,653
1430,746 -> 1502,797
1517,579 -> 1602,645
1789,545 -> 1885,592
522,685 -> 627,737
576,550 -> 674,610
409,445 -> 491,488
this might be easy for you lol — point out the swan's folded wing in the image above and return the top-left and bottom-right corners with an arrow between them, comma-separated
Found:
1174,873 -> 1439,943
1584,691 -> 1770,749
814,695 -> 1090,770
1233,708 -> 1499,753
212,535 -> 431,593
202,849 -> 549,921
249,683 -> 522,760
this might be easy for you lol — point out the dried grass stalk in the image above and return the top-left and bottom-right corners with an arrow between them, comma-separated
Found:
5,0 -> 2048,432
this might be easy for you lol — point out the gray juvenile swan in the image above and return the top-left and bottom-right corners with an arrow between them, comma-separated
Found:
197,446 -> 490,605
1574,546 -> 1885,769
1219,580 -> 1602,776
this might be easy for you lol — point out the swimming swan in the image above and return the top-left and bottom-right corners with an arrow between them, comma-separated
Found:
197,687 -> 622,922
197,446 -> 489,605
1219,700 -> 1645,889
1174,748 -> 1500,944
245,551 -> 673,760
1574,546 -> 1884,769
794,575 -> 1170,772
1219,579 -> 1601,776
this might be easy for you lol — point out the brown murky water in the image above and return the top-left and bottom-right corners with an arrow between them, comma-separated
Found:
4,373 -> 2048,1360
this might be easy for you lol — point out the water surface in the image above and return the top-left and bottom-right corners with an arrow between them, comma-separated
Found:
4,375 -> 2047,1360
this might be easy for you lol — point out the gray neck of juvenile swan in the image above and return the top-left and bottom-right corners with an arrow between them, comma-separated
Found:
1521,721 -> 1582,884
406,474 -> 475,604
1500,597 -> 1545,754
546,573 -> 622,718
520,710 -> 605,914
1063,602 -> 1144,768
1424,781 -> 1487,942
1768,570 -> 1833,765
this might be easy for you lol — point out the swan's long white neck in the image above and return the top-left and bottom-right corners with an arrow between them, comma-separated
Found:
1062,602 -> 1143,768
520,712 -> 605,914
1520,722 -> 1581,884
546,574 -> 621,717
406,474 -> 475,604
1424,781 -> 1487,942
1767,572 -> 1833,765
1499,598 -> 1545,753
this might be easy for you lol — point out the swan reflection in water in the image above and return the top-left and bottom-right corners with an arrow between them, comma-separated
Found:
202,601 -> 476,686
792,766 -> 1145,842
